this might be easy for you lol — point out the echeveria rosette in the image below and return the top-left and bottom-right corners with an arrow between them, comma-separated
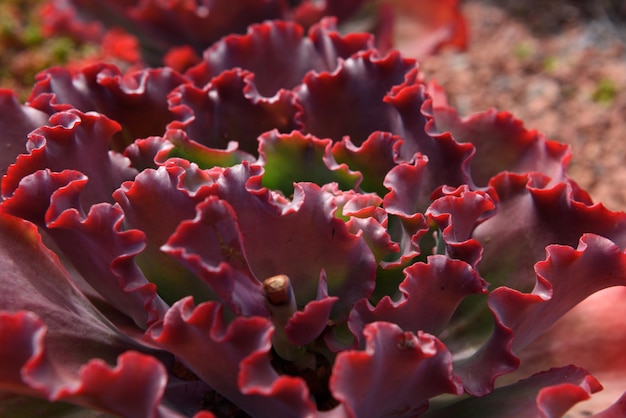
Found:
1,18 -> 625,418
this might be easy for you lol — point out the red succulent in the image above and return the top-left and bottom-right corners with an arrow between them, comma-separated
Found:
0,15 -> 624,418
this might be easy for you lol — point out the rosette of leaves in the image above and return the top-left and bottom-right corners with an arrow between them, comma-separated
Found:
0,18 -> 625,418
40,0 -> 467,68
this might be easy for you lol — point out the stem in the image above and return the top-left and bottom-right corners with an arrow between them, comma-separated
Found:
263,275 -> 306,361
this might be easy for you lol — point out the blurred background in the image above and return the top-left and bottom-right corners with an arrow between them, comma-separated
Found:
419,0 -> 626,211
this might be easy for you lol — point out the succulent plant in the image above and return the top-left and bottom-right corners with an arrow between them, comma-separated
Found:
0,15 -> 625,418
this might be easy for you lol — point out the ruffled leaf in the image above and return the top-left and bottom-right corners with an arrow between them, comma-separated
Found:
168,69 -> 299,155
504,287 -> 626,416
56,351 -> 169,418
123,136 -> 174,171
0,212 -> 175,416
154,130 -> 254,169
380,157 -> 430,268
28,64 -> 187,150
285,274 -> 338,347
215,162 -> 377,318
146,298 -> 317,418
2,7 -> 622,417
423,366 -> 602,418
0,91 -> 49,178
187,18 -> 373,96
474,173 -> 626,292
336,190 -> 400,263
332,131 -> 403,195
508,234 -> 626,354
298,50 -> 416,146
350,255 -> 488,342
383,156 -> 429,217
330,321 -> 462,418
427,185 -> 496,267
459,234 -> 626,396
2,169 -> 168,328
388,83 -> 474,202
0,313 -> 174,417
162,196 -> 267,316
2,110 -> 136,208
258,130 -> 360,195
427,82 -> 570,187
113,164 -> 222,305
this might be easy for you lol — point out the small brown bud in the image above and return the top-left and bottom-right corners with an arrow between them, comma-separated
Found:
263,274 -> 291,305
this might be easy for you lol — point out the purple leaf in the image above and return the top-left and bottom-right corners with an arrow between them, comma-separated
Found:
162,196 -> 267,316
381,158 -> 430,268
285,274 -> 338,346
297,50 -> 415,146
509,234 -> 626,354
0,91 -> 49,178
504,287 -> 626,417
113,163 -> 222,305
350,255 -> 488,341
2,169 -> 167,328
0,311 -> 176,418
383,156 -> 429,217
146,297 -> 317,418
2,110 -> 136,208
427,185 -> 495,267
123,131 -> 250,173
474,172 -> 626,292
56,351 -> 169,418
0,212 -> 177,416
28,64 -> 187,150
0,212 -> 144,365
427,82 -> 571,187
215,162 -> 377,318
332,131 -> 403,195
388,84 -> 474,202
423,366 -> 602,418
187,18 -> 373,96
155,129 -> 254,168
168,69 -> 299,155
330,321 -> 462,418
338,190 -> 400,262
123,135 -> 173,171
459,234 -> 626,396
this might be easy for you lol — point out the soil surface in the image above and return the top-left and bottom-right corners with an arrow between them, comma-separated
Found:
420,0 -> 626,211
